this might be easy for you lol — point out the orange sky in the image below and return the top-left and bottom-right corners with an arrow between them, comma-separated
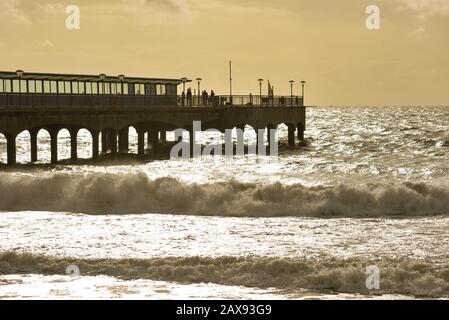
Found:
0,0 -> 448,106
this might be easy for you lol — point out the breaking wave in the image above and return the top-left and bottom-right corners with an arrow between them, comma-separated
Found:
1,252 -> 449,298
1,172 -> 449,217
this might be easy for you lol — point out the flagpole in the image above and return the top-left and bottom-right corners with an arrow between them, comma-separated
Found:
229,61 -> 232,105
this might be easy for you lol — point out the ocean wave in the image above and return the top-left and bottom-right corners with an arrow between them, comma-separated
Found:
1,172 -> 449,217
1,252 -> 449,298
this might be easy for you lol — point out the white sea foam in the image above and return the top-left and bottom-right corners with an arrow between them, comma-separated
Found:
1,172 -> 449,217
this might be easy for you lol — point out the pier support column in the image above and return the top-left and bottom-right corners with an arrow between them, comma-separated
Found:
6,134 -> 16,166
92,131 -> 99,159
118,127 -> 129,154
236,126 -> 245,156
297,123 -> 304,142
189,129 -> 195,157
30,129 -> 38,163
110,131 -> 117,156
267,126 -> 275,156
70,128 -> 79,161
101,130 -> 108,154
49,128 -> 59,164
288,125 -> 295,147
255,129 -> 264,155
137,128 -> 145,159
149,130 -> 159,153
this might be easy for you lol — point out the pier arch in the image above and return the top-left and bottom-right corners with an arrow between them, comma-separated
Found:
35,128 -> 51,163
57,129 -> 71,161
16,130 -> 31,163
77,128 -> 94,159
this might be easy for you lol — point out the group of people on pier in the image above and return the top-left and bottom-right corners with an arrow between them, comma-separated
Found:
180,88 -> 218,107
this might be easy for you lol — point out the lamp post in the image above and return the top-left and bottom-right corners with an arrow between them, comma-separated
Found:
289,80 -> 295,106
16,69 -> 24,93
196,77 -> 202,105
301,80 -> 306,106
258,79 -> 263,106
99,74 -> 106,94
118,74 -> 125,93
181,77 -> 187,93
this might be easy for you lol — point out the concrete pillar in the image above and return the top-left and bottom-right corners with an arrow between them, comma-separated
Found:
256,129 -> 266,156
149,130 -> 159,153
297,124 -> 304,141
236,127 -> 245,155
137,129 -> 145,158
49,129 -> 59,164
70,128 -> 79,161
189,129 -> 194,157
160,131 -> 167,142
110,131 -> 117,156
267,127 -> 272,155
6,134 -> 16,166
30,129 -> 38,163
118,127 -> 129,153
92,131 -> 99,159
288,125 -> 295,147
101,130 -> 108,154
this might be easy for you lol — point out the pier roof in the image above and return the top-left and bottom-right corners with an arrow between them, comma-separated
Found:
0,71 -> 189,85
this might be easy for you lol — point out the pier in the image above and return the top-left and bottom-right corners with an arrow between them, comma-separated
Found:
0,71 -> 306,165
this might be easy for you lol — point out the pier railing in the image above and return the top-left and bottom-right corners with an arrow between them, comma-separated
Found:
0,93 -> 303,108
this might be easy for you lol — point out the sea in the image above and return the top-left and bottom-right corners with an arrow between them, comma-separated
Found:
1,106 -> 449,299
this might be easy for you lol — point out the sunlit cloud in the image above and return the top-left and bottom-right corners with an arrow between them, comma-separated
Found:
395,0 -> 449,20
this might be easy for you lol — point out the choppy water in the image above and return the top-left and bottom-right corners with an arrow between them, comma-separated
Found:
1,106 -> 449,299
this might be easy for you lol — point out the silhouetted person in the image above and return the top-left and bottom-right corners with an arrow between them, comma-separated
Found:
187,88 -> 192,107
181,91 -> 186,107
202,90 -> 209,106
210,90 -> 216,106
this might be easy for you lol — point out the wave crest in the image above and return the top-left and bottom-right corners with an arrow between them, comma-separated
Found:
1,172 -> 449,217
1,252 -> 449,297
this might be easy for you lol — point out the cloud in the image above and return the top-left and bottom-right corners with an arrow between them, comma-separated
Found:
395,0 -> 449,20
33,39 -> 55,48
0,0 -> 31,24
123,0 -> 191,23
0,0 -> 190,25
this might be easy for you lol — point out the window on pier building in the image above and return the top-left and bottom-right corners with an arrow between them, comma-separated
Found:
116,83 -> 122,95
65,81 -> 71,94
43,81 -> 50,93
20,80 -> 27,93
28,80 -> 36,93
156,84 -> 166,95
85,82 -> 92,94
0,79 -> 3,93
123,83 -> 129,95
50,81 -> 57,93
78,82 -> 85,94
135,83 -> 145,95
104,82 -> 111,95
58,81 -> 65,94
92,82 -> 98,94
4,79 -> 12,93
72,81 -> 79,94
12,80 -> 20,93
35,80 -> 42,93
